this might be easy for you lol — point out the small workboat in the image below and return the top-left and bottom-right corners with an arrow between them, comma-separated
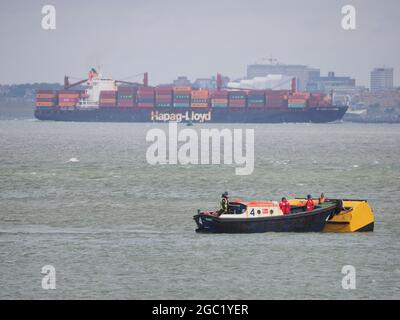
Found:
193,198 -> 343,233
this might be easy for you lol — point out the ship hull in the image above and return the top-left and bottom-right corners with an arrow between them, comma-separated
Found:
34,106 -> 347,123
193,201 -> 340,233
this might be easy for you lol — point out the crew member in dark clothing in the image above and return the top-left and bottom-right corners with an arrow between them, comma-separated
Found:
218,192 -> 229,216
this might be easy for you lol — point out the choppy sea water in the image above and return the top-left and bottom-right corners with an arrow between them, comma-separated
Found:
0,119 -> 399,299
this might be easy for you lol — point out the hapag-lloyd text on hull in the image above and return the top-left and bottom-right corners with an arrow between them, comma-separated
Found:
151,110 -> 211,123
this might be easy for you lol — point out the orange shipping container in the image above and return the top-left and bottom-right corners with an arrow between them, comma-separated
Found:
288,98 -> 306,104
191,103 -> 208,108
59,102 -> 76,107
36,93 -> 56,99
59,93 -> 80,99
100,99 -> 116,104
173,86 -> 192,92
36,102 -> 55,107
191,90 -> 209,97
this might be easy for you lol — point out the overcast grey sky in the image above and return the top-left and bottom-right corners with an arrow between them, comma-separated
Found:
0,0 -> 399,87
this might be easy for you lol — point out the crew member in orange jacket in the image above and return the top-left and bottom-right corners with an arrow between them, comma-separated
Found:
279,197 -> 291,215
305,194 -> 315,212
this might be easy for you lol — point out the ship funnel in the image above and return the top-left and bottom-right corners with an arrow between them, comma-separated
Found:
64,76 -> 70,89
291,77 -> 297,92
143,72 -> 149,87
217,73 -> 222,90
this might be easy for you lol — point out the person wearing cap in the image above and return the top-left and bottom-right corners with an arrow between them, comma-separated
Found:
218,192 -> 230,215
279,197 -> 291,215
305,194 -> 315,212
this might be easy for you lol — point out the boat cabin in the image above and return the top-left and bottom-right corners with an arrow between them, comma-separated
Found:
224,201 -> 284,218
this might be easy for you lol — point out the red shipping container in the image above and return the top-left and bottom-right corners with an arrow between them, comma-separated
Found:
211,91 -> 228,98
288,98 -> 306,104
101,91 -> 116,94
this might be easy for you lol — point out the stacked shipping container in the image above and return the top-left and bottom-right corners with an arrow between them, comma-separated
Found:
288,92 -> 310,108
155,86 -> 173,107
99,91 -> 117,107
210,91 -> 228,107
137,87 -> 155,108
288,98 -> 306,108
41,85 -> 329,111
228,91 -> 246,107
247,90 -> 265,108
36,90 -> 57,109
173,87 -> 191,108
191,89 -> 209,107
117,86 -> 137,108
265,90 -> 288,108
58,90 -> 81,109
308,93 -> 322,108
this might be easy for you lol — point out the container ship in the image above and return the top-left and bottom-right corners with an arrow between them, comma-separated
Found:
34,69 -> 347,123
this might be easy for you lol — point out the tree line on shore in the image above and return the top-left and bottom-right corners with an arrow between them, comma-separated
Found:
0,83 -> 63,100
